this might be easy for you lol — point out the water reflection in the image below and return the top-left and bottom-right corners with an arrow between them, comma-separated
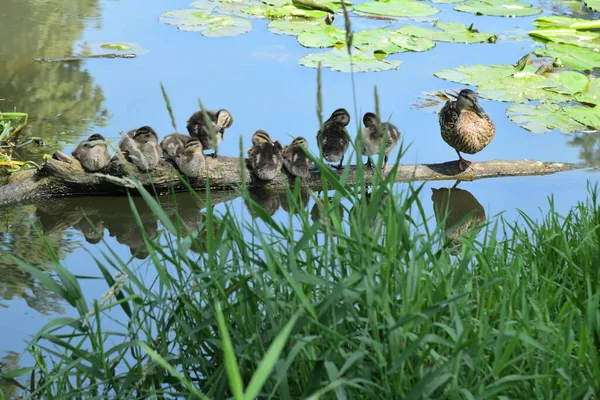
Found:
0,351 -> 23,398
568,131 -> 600,165
431,182 -> 486,255
0,0 -> 108,162
245,188 -> 311,219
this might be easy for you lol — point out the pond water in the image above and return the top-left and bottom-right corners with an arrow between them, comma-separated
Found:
0,0 -> 599,390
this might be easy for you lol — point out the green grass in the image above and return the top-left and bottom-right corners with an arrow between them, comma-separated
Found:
3,151 -> 600,398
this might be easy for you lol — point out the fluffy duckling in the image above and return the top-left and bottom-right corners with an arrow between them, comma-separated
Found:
360,112 -> 401,170
439,89 -> 495,171
174,139 -> 205,179
71,134 -> 110,172
160,133 -> 191,159
283,136 -> 312,178
317,108 -> 350,170
119,126 -> 162,171
247,130 -> 283,181
186,109 -> 233,158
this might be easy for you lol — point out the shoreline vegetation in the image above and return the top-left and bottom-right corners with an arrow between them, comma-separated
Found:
2,150 -> 600,398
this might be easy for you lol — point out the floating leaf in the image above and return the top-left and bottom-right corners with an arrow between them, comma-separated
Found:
454,0 -> 541,17
532,16 -> 600,30
100,43 -> 133,51
74,41 -> 148,57
584,0 -> 600,10
565,106 -> 600,129
297,25 -> 345,47
435,64 -> 516,86
354,0 -> 440,17
293,0 -> 334,12
396,22 -> 497,43
389,32 -> 436,51
576,79 -> 600,106
506,103 -> 589,134
243,3 -> 331,18
535,44 -> 600,72
267,19 -> 324,35
545,71 -> 589,96
353,29 -> 409,55
159,9 -> 252,37
528,28 -> 600,49
430,0 -> 464,3
299,48 -> 402,72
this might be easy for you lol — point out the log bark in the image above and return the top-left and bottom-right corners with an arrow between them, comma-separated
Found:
0,151 -> 590,208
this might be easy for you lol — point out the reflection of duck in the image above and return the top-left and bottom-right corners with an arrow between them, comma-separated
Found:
431,182 -> 486,254
439,89 -> 495,171
360,112 -> 400,170
248,130 -> 283,181
310,195 -> 345,230
174,139 -> 205,179
160,133 -> 191,159
73,215 -> 105,244
72,134 -> 111,172
349,191 -> 388,227
283,137 -> 312,178
246,188 -> 281,218
186,109 -> 233,158
119,126 -> 162,171
317,108 -> 350,170
279,189 -> 310,215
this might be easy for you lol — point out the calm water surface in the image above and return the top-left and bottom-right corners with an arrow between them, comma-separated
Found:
0,0 -> 599,385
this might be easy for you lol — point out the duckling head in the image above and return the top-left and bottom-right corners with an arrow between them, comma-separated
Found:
291,137 -> 309,148
215,110 -> 234,137
362,112 -> 379,128
457,89 -> 487,118
133,126 -> 159,143
87,133 -> 107,147
328,108 -> 351,126
252,130 -> 273,146
184,139 -> 204,153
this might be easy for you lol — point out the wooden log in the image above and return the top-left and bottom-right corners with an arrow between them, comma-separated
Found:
0,151 -> 590,209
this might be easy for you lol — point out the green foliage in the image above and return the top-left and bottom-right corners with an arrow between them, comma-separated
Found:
506,103 -> 589,134
160,9 -> 253,37
396,22 -> 498,43
299,48 -> 402,72
584,0 -> 599,10
354,0 -> 440,17
454,0 -> 542,17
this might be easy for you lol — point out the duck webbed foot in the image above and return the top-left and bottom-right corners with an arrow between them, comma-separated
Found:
332,156 -> 345,170
364,158 -> 374,170
456,152 -> 475,172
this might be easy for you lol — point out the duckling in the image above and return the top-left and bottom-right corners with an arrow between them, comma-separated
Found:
186,109 -> 233,158
71,133 -> 110,172
118,126 -> 162,171
439,89 -> 495,171
160,133 -> 191,159
174,139 -> 205,179
283,136 -> 312,178
317,108 -> 350,170
247,130 -> 283,181
360,112 -> 401,170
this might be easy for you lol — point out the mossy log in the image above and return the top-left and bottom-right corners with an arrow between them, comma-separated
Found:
0,151 -> 590,208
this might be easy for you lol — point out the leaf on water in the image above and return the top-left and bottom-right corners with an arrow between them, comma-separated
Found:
243,4 -> 332,18
297,25 -> 345,47
544,70 -> 589,96
354,0 -> 441,18
565,106 -> 600,130
396,22 -> 497,43
506,103 -> 589,134
299,48 -> 402,72
528,28 -> 600,49
434,64 -> 516,86
267,18 -> 324,35
584,0 -> 600,10
532,15 -> 600,30
430,0 -> 464,3
535,44 -> 600,72
454,0 -> 541,17
354,29 -> 411,55
100,43 -> 133,51
575,79 -> 600,106
389,32 -> 436,52
159,9 -> 252,37
293,0 -> 335,13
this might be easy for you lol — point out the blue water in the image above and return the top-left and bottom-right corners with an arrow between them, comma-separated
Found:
0,0 -> 599,385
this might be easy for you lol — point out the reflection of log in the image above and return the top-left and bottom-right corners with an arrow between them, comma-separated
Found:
0,152 -> 590,208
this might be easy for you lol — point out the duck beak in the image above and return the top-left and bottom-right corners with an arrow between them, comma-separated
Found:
473,102 -> 487,118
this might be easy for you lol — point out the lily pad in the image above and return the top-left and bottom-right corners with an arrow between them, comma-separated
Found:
354,0 -> 440,17
430,0 -> 464,3
576,79 -> 600,106
299,48 -> 402,72
533,16 -> 600,30
565,106 -> 600,129
74,41 -> 149,57
159,9 -> 252,37
477,72 -> 568,103
389,32 -> 436,51
529,28 -> 600,49
435,64 -> 516,86
242,3 -> 331,18
584,0 -> 600,10
267,18 -> 323,35
545,71 -> 589,96
507,103 -> 589,134
297,25 -> 345,47
100,43 -> 133,51
535,44 -> 600,72
454,0 -> 541,17
396,22 -> 497,43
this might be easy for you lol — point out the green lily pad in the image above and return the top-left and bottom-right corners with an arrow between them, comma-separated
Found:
299,48 -> 402,72
477,72 -> 567,103
159,9 -> 252,37
533,16 -> 600,30
242,3 -> 330,18
430,0 -> 464,3
584,0 -> 600,10
74,41 -> 149,57
535,44 -> 600,72
267,18 -> 324,35
353,29 -> 408,55
529,28 -> 600,49
396,22 -> 497,43
507,103 -> 589,134
297,25 -> 344,47
576,79 -> 600,106
545,71 -> 589,96
354,0 -> 440,17
454,0 -> 541,17
565,106 -> 600,129
389,32 -> 436,51
435,64 -> 516,86
100,43 -> 133,51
